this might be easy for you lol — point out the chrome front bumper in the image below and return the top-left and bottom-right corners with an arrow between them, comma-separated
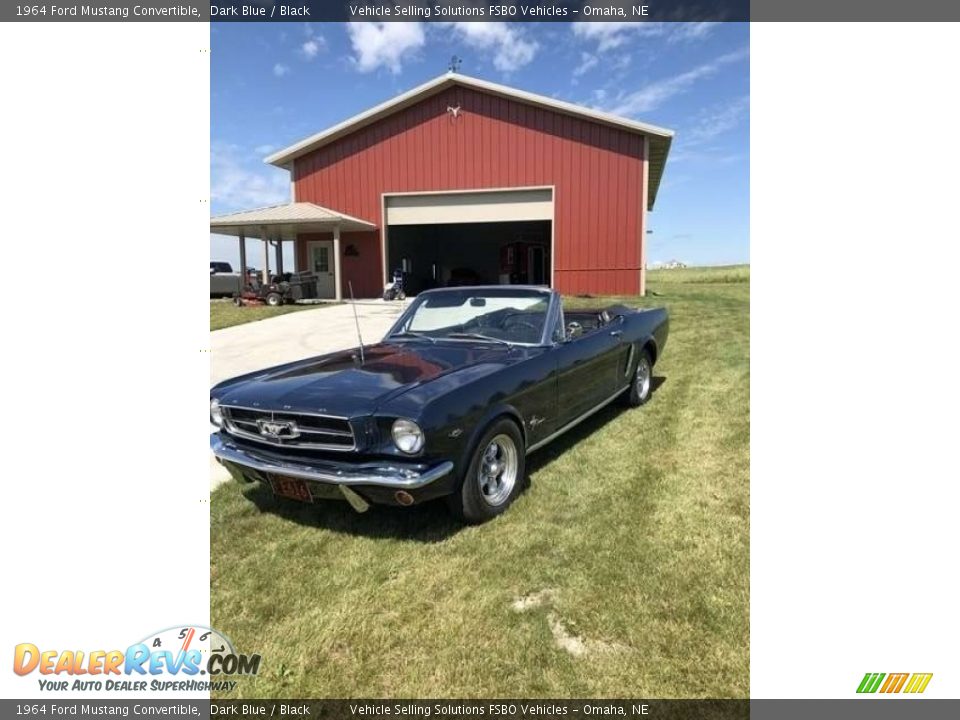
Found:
210,433 -> 454,490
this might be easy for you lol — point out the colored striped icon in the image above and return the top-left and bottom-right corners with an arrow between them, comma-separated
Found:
903,673 -> 934,693
857,672 -> 932,694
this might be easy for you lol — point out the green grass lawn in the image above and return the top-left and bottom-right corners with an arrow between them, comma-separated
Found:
211,265 -> 749,698
211,299 -> 338,331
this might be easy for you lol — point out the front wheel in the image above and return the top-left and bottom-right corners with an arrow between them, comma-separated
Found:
448,418 -> 525,523
624,349 -> 653,407
265,292 -> 282,307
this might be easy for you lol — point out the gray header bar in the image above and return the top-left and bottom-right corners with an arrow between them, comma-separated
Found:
3,1 -> 960,22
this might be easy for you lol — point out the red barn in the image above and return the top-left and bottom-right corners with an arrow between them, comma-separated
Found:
211,73 -> 673,299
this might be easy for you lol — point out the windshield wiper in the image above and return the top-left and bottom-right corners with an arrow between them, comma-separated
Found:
390,331 -> 436,343
448,332 -> 511,346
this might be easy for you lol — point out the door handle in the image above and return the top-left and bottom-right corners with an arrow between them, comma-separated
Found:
610,330 -> 623,338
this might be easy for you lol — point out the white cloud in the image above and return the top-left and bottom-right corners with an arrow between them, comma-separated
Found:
301,38 -> 323,60
685,96 -> 750,145
604,48 -> 749,116
572,21 -> 718,52
273,63 -> 290,77
211,142 -> 289,212
574,52 -> 630,84
572,22 -> 666,52
253,144 -> 276,156
347,22 -> 425,74
670,22 -> 719,42
666,96 -> 750,166
573,52 -> 598,78
445,22 -> 538,73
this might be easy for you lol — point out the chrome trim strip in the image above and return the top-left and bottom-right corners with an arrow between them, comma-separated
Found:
220,403 -> 350,420
295,427 -> 354,437
210,434 -> 454,490
526,385 -> 629,454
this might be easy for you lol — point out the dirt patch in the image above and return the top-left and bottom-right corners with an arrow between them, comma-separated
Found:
511,589 -> 557,613
511,589 -> 627,658
546,614 -> 588,657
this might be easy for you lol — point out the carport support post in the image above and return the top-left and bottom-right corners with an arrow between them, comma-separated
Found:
333,224 -> 343,301
274,239 -> 284,277
259,226 -> 270,285
237,230 -> 247,293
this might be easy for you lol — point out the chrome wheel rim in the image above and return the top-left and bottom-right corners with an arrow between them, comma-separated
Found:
636,357 -> 651,398
477,434 -> 518,506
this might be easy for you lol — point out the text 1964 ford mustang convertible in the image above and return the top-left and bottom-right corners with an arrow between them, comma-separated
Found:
210,286 -> 668,523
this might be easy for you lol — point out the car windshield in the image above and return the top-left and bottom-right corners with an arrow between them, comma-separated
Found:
391,289 -> 551,345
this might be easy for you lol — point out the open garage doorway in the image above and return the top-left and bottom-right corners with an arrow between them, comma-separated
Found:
386,220 -> 551,296
383,188 -> 554,297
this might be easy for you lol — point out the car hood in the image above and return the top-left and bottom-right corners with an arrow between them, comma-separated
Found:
214,341 -> 517,417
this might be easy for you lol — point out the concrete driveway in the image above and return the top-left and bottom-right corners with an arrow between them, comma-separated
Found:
210,300 -> 406,489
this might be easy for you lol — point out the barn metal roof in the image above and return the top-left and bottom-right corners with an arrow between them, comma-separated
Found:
265,73 -> 674,210
209,202 -> 376,236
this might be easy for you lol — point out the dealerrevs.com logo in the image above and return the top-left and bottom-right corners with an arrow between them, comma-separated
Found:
13,625 -> 260,693
857,672 -> 933,694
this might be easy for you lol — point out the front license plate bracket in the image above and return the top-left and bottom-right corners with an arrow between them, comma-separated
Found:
268,475 -> 313,503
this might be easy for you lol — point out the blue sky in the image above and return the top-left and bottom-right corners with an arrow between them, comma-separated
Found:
211,22 -> 749,269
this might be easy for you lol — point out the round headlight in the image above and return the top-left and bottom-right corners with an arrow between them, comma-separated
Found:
391,419 -> 424,454
210,398 -> 223,427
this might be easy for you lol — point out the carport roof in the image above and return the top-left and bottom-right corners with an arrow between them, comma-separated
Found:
264,72 -> 675,210
209,202 -> 377,237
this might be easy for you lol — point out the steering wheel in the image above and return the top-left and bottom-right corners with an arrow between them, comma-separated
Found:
501,314 -> 541,336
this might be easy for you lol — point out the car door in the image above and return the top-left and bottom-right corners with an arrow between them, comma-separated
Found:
554,323 -> 624,426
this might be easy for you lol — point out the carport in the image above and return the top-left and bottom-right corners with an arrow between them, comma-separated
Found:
210,202 -> 376,300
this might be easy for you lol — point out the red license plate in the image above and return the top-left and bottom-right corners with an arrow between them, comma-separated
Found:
269,475 -> 313,503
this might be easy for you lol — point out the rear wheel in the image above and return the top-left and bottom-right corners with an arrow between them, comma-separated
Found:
448,418 -> 525,523
624,349 -> 653,407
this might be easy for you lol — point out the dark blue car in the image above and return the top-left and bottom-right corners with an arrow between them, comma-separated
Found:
210,286 -> 668,523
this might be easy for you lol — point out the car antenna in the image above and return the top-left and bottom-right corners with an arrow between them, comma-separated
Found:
348,281 -> 365,364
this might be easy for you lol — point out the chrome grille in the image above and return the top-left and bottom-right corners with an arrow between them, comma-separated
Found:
221,406 -> 356,451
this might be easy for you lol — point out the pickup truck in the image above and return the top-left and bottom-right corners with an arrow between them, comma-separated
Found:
210,261 -> 243,298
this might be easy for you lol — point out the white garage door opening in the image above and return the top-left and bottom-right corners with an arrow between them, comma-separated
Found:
383,188 -> 554,295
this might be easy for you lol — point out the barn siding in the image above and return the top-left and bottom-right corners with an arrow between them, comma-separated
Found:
294,85 -> 647,297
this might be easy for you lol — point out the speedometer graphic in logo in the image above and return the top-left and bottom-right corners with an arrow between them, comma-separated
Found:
136,625 -> 240,676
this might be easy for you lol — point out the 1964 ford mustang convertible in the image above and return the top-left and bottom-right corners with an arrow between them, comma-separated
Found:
210,286 -> 668,523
